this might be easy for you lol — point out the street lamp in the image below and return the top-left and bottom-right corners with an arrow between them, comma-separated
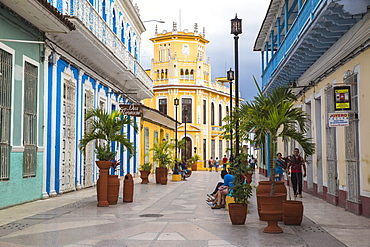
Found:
183,109 -> 188,162
230,14 -> 242,157
174,98 -> 179,161
227,68 -> 234,162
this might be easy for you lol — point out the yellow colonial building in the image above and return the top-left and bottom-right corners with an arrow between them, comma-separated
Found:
143,23 -> 234,169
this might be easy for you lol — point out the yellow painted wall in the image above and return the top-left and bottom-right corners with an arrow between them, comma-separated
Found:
290,48 -> 370,194
140,120 -> 175,172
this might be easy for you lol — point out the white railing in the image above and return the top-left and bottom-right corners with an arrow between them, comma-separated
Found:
52,0 -> 153,90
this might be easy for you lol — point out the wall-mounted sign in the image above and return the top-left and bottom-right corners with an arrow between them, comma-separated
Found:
334,86 -> 351,111
328,113 -> 349,127
119,104 -> 141,117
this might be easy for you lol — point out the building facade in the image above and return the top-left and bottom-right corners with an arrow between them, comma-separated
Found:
143,23 -> 235,168
0,0 -> 152,209
254,0 -> 370,216
0,2 -> 46,208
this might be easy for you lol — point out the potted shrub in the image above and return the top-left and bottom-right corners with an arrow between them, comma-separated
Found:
228,158 -> 253,225
79,108 -> 137,207
150,139 -> 174,184
188,154 -> 200,171
140,162 -> 152,184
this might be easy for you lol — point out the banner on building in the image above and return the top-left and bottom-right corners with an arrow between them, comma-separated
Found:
334,86 -> 351,111
119,104 -> 142,117
328,113 -> 349,127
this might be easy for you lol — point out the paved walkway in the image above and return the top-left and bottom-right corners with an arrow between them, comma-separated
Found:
0,171 -> 369,247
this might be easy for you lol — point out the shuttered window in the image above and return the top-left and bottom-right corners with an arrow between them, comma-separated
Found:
0,49 -> 12,180
23,61 -> 38,178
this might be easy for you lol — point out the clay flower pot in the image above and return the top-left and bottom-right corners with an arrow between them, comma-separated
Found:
140,170 -> 151,184
228,203 -> 248,225
283,200 -> 304,225
258,193 -> 286,233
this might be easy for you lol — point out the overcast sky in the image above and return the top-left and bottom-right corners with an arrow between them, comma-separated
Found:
136,0 -> 271,102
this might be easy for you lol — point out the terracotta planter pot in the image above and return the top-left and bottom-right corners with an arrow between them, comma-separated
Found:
155,167 -> 167,184
107,175 -> 120,205
191,163 -> 197,171
160,176 -> 168,185
95,161 -> 112,207
258,193 -> 285,233
228,203 -> 248,225
283,200 -> 304,225
140,170 -> 150,184
256,181 -> 287,220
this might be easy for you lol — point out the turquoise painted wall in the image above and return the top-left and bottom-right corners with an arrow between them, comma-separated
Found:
0,6 -> 45,208
0,153 -> 44,208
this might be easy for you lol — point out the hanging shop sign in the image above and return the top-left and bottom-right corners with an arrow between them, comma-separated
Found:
334,86 -> 351,111
328,113 -> 349,127
119,104 -> 142,117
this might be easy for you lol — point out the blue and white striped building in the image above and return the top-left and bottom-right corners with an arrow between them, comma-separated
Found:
0,0 -> 153,208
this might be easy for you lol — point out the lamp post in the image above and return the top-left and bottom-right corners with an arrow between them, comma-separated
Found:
230,14 -> 242,157
183,109 -> 188,162
227,68 -> 234,162
174,98 -> 179,161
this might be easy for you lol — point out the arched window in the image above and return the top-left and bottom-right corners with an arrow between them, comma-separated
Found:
112,9 -> 117,34
165,69 -> 168,79
219,104 -> 222,126
211,102 -> 215,125
190,69 -> 194,79
161,69 -> 164,79
180,69 -> 184,79
185,69 -> 189,79
156,70 -> 160,80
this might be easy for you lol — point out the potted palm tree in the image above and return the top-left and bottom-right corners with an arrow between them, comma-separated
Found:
236,79 -> 315,233
140,162 -> 152,184
189,154 -> 200,171
79,108 -> 137,207
228,158 -> 253,225
150,139 -> 174,185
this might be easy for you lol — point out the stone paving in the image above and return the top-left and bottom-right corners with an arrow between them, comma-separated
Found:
0,171 -> 369,247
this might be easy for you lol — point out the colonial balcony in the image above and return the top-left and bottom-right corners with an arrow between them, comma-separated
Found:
3,0 -> 153,100
255,0 -> 367,94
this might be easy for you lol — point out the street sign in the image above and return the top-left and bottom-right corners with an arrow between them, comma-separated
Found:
328,113 -> 349,127
119,104 -> 142,117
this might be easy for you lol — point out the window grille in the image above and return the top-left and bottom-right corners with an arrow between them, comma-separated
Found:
0,49 -> 12,180
23,61 -> 38,178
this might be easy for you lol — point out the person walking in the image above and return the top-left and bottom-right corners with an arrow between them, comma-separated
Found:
275,153 -> 286,181
208,157 -> 213,172
215,157 -> 219,172
249,155 -> 257,172
287,148 -> 306,198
